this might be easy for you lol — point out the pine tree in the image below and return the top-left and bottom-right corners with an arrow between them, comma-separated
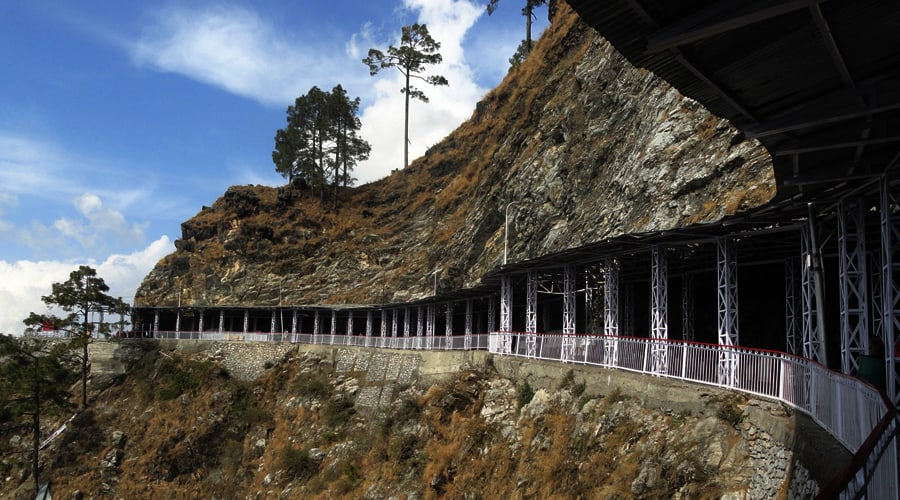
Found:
363,23 -> 448,169
0,335 -> 77,496
24,265 -> 125,408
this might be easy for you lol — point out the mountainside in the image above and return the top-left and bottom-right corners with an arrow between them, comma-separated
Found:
135,2 -> 775,308
1,344 -> 827,499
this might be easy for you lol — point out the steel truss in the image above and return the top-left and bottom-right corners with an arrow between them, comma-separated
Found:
604,257 -> 620,364
417,306 -> 424,337
427,303 -> 435,349
346,311 -> 354,345
651,246 -> 668,375
839,198 -> 870,375
801,224 -> 825,363
785,258 -> 801,355
445,302 -> 453,337
717,237 -> 739,386
881,176 -> 900,405
404,308 -> 411,337
499,276 -> 512,353
562,265 -> 576,362
330,310 -> 336,342
526,271 -> 538,357
465,299 -> 473,350
526,271 -> 537,333
682,273 -> 694,341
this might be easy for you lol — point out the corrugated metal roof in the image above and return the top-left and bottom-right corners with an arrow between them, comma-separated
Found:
568,0 -> 900,205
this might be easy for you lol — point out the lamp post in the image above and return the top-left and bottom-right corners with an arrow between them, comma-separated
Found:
504,201 -> 522,265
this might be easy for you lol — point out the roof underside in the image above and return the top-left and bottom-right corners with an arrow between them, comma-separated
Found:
567,0 -> 900,207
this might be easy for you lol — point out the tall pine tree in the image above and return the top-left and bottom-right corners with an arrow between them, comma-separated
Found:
363,23 -> 448,169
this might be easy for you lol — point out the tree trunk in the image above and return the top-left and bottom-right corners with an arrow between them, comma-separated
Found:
404,72 -> 411,169
526,6 -> 533,53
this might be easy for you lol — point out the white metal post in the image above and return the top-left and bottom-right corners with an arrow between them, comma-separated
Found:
717,237 -> 739,386
562,265 -> 576,362
785,258 -> 801,356
839,198 -> 870,374
651,246 -> 669,375
880,176 -> 899,405
604,257 -> 620,364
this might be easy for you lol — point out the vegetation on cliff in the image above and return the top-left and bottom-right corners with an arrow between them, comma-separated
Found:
1,344 -> 794,499
136,2 -> 774,311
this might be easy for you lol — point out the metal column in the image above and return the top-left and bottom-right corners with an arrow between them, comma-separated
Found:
404,307 -> 411,337
785,258 -> 801,356
562,265 -> 576,362
313,310 -> 320,340
839,198 -> 870,374
651,246 -> 668,375
717,237 -> 739,386
801,224 -> 825,363
175,309 -> 181,334
488,296 -> 496,333
445,302 -> 453,339
604,257 -> 620,364
881,176 -> 900,404
427,303 -> 435,349
682,274 -> 694,341
465,299 -> 473,350
346,311 -> 354,345
500,274 -> 512,333
526,271 -> 537,333
330,310 -> 337,343
526,270 -> 537,358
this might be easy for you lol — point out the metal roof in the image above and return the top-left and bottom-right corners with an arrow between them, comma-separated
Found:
567,0 -> 900,204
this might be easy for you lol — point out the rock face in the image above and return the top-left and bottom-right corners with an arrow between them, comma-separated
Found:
2,345 -> 827,498
135,3 -> 774,308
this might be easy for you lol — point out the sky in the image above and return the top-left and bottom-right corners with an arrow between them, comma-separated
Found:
0,0 -> 549,335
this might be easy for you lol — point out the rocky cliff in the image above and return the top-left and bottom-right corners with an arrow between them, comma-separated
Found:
135,2 -> 775,308
1,344 -> 831,499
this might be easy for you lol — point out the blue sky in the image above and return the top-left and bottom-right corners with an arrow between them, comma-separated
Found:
0,0 -> 549,334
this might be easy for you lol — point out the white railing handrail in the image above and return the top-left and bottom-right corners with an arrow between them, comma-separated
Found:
487,331 -> 898,500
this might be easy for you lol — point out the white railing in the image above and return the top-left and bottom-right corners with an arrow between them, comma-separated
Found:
488,331 -> 898,500
149,330 -> 490,351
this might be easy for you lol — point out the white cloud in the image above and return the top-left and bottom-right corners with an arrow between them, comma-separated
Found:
52,193 -> 148,252
132,4 -> 343,106
355,0 -> 487,183
0,236 -> 173,336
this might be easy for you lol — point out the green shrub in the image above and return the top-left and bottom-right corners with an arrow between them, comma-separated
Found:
517,380 -> 535,410
293,373 -> 330,399
323,397 -> 355,427
717,400 -> 744,427
279,447 -> 318,481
